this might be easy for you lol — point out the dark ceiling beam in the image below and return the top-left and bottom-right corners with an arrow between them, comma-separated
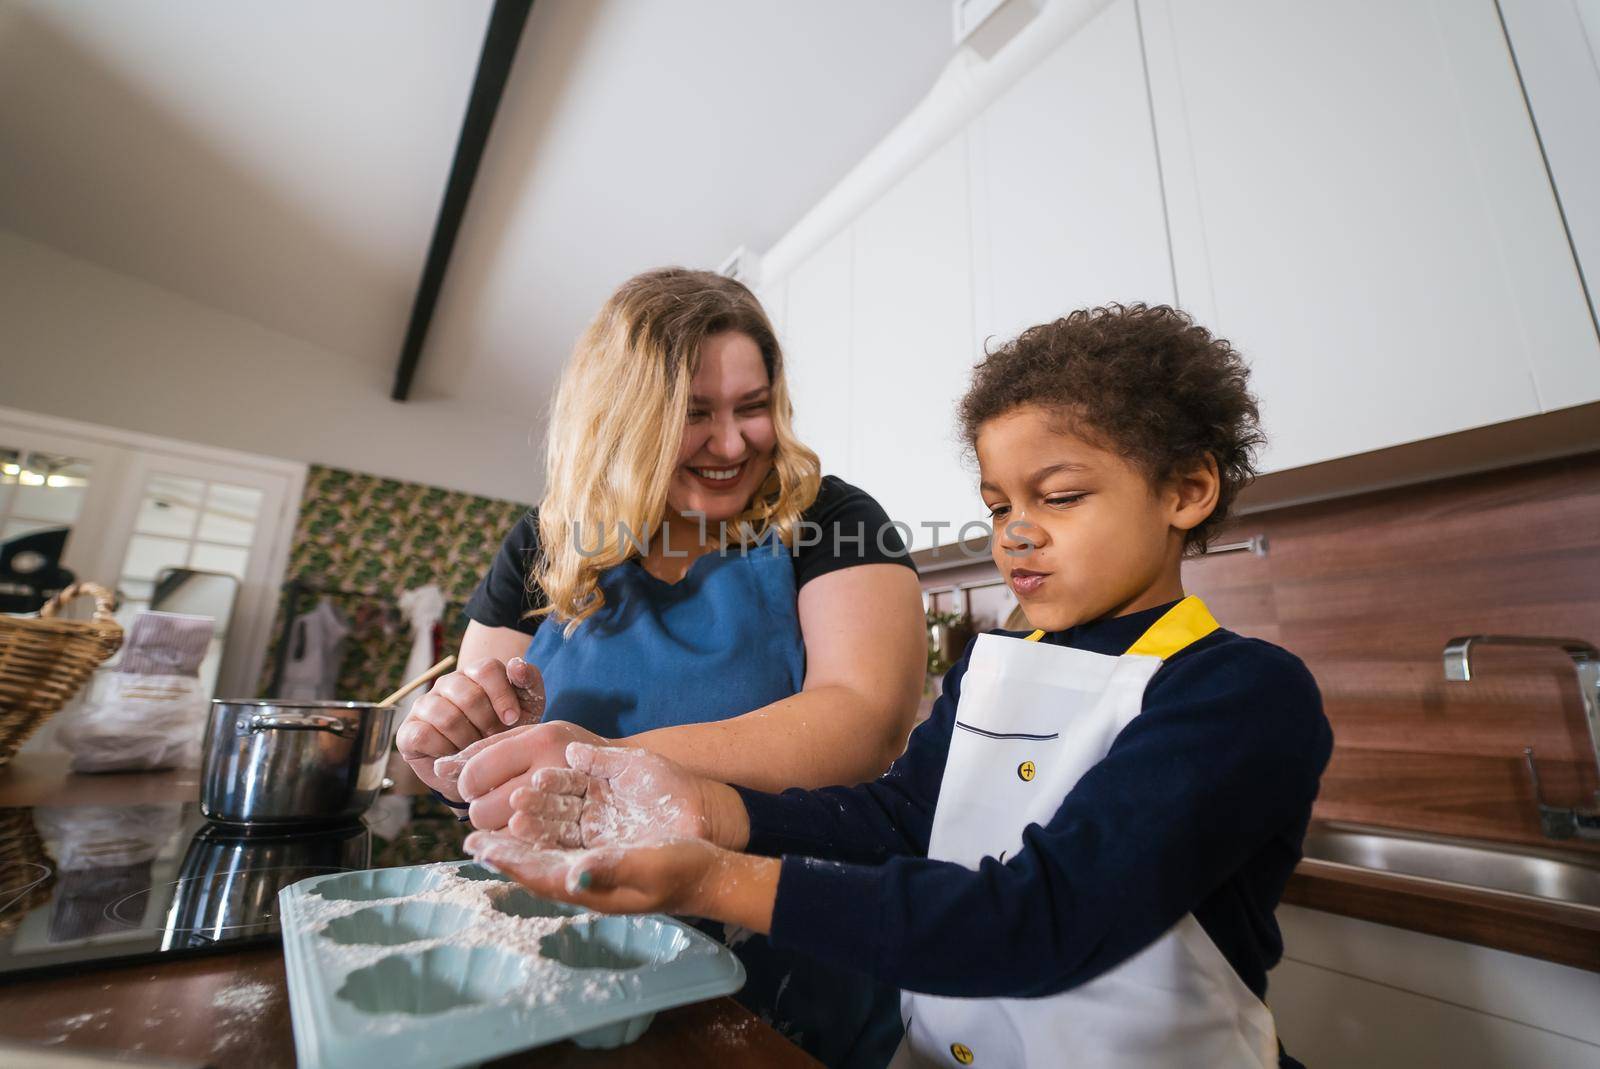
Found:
392,0 -> 534,401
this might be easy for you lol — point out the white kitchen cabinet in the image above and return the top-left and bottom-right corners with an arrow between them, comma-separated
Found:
1140,0 -> 1600,473
1497,0 -> 1600,403
1272,905 -> 1600,1067
972,0 -> 1175,347
780,228 -> 855,480
850,134 -> 982,551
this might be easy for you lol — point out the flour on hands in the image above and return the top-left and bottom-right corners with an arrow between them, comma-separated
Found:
496,742 -> 711,852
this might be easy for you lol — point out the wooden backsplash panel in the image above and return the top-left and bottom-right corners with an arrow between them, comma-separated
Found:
1183,452 -> 1600,853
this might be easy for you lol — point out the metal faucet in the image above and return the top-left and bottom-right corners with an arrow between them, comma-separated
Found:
1443,635 -> 1600,841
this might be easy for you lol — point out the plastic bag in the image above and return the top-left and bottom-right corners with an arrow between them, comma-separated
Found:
57,609 -> 213,773
57,672 -> 208,772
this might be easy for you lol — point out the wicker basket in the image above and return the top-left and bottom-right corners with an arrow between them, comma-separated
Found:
0,809 -> 56,936
0,582 -> 123,766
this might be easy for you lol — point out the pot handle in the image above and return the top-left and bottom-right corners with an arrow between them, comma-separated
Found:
246,712 -> 357,738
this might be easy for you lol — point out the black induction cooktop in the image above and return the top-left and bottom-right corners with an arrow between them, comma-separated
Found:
0,795 -> 469,982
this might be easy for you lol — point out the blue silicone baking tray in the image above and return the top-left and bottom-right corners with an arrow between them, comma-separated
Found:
277,860 -> 745,1069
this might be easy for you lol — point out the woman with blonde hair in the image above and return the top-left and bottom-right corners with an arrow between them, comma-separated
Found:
396,267 -> 925,1066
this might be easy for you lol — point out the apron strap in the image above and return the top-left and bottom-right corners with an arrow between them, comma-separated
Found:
1124,594 -> 1219,659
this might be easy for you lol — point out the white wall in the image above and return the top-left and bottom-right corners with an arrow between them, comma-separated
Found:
1,230 -> 542,504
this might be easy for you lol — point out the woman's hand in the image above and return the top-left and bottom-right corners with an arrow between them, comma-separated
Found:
464,831 -> 777,931
455,721 -> 609,830
395,656 -> 547,800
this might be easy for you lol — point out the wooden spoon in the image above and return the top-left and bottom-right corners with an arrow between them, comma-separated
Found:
377,655 -> 456,708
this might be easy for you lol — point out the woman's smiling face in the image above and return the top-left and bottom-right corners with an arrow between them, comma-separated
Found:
667,330 -> 777,525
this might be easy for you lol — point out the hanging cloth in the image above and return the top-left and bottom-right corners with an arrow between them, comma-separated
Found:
396,584 -> 447,718
279,598 -> 350,701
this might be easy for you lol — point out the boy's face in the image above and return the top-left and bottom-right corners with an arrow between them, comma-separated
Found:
976,405 -> 1213,632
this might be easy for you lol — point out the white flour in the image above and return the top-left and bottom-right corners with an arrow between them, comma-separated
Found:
582,782 -> 691,846
142,1009 -> 181,1030
705,1013 -> 760,1047
209,979 -> 277,1054
40,1007 -> 111,1044
212,980 -> 275,1016
567,744 -> 704,849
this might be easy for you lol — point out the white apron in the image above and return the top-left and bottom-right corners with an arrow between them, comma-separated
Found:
891,596 -> 1278,1069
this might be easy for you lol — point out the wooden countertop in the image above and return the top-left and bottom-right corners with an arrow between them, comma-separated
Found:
0,945 -> 819,1067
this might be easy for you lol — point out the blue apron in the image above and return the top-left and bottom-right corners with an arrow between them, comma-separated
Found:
526,536 -> 805,737
526,537 -> 900,1069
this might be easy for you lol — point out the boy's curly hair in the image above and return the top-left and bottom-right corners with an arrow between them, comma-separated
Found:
958,303 -> 1264,555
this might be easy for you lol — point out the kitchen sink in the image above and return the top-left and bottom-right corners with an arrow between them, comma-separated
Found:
1300,821 -> 1600,910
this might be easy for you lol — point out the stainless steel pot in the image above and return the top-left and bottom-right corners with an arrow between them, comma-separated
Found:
200,699 -> 398,825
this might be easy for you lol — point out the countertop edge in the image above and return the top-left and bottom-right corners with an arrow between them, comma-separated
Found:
1284,859 -> 1600,973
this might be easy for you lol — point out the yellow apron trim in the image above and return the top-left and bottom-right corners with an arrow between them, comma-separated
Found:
1124,594 -> 1219,660
1017,595 -> 1217,657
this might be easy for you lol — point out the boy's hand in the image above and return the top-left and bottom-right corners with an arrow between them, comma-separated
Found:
505,743 -> 750,851
464,831 -> 777,932
396,656 -> 547,799
466,833 -> 719,914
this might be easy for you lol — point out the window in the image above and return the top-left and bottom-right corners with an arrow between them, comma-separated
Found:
0,447 -> 94,609
0,446 -> 93,543
116,475 -> 264,618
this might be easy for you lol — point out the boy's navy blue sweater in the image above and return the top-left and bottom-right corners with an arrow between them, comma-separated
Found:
733,599 -> 1332,1005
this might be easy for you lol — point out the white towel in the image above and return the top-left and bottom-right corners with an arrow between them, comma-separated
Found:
279,599 -> 350,701
117,611 -> 214,676
396,584 -> 447,718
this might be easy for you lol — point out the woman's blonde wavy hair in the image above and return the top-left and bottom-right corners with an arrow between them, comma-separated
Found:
532,267 -> 821,634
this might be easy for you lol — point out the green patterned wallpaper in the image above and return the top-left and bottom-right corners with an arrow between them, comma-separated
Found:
257,464 -> 531,700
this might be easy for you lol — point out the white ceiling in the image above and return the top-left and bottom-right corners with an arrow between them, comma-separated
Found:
0,0 -> 493,373
1,0 -> 953,420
